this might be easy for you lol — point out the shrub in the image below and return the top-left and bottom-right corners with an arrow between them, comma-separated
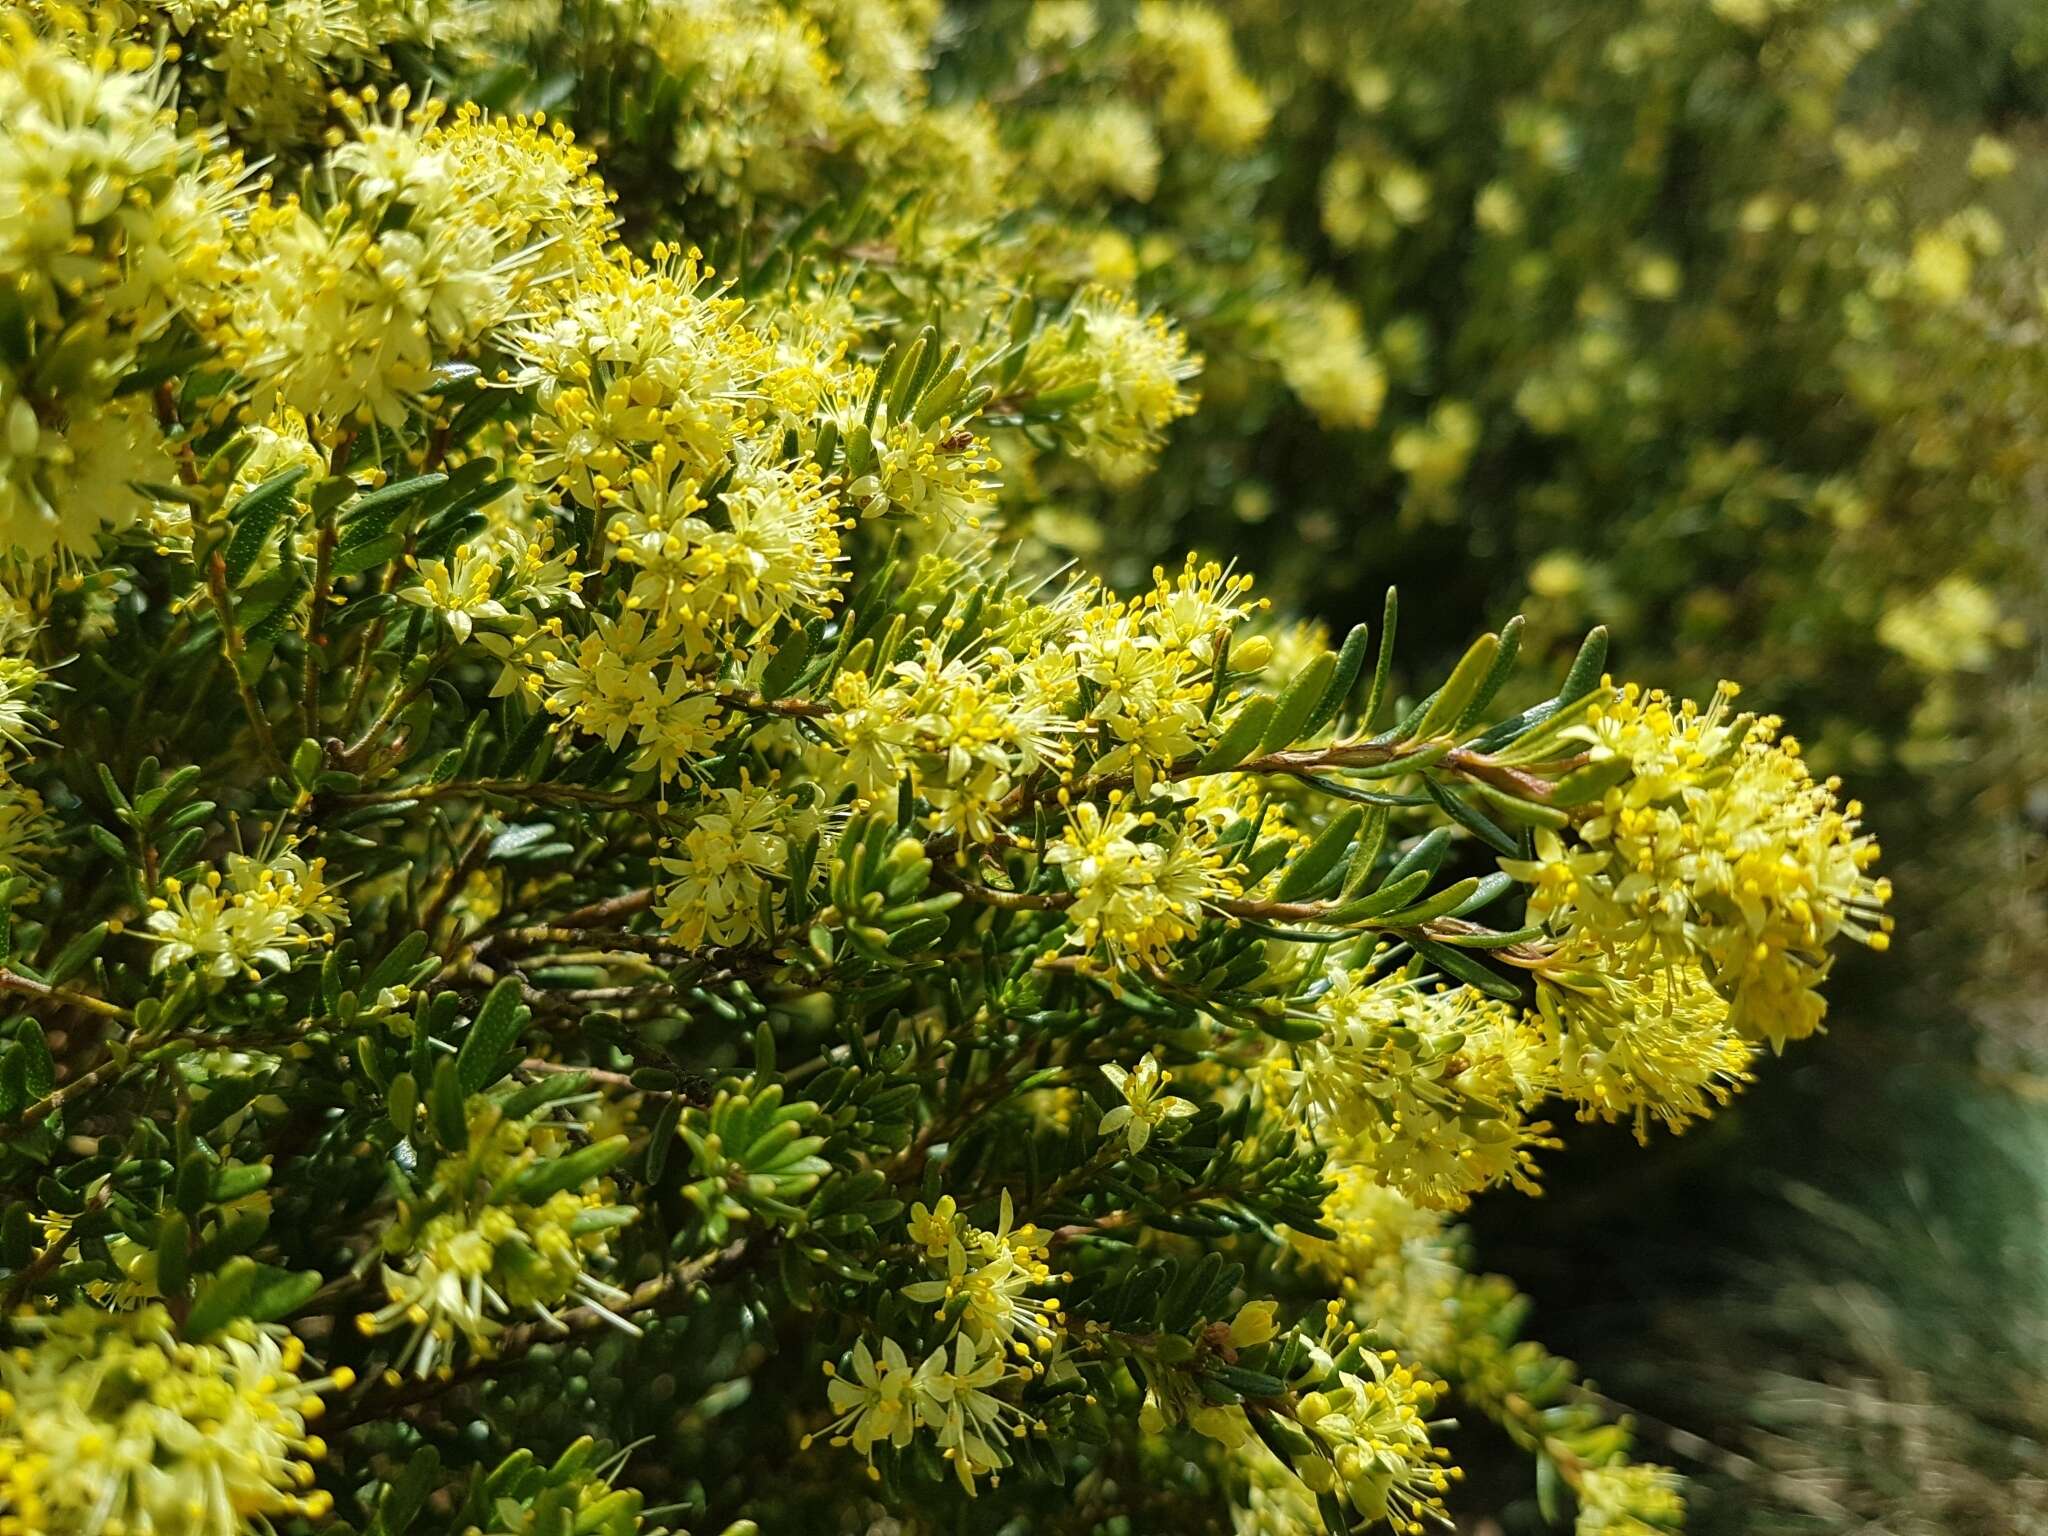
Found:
0,6 -> 1891,1535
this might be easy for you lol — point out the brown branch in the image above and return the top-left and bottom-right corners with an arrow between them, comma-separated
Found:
713,688 -> 832,721
204,548 -> 283,770
337,645 -> 447,771
300,431 -> 351,735
331,779 -> 647,810
931,878 -> 1549,960
0,969 -> 132,1022
7,1053 -> 123,1130
517,1057 -> 712,1106
925,735 -> 1577,863
547,889 -> 656,929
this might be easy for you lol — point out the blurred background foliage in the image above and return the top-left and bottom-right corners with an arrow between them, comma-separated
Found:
920,1 -> 2048,1529
310,0 -> 2044,1526
912,1 -> 2048,1528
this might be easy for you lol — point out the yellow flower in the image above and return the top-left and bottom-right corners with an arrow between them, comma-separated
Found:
141,843 -> 345,980
1132,1 -> 1270,152
1027,103 -> 1163,204
1022,288 -> 1201,485
913,1332 -> 1035,1495
1048,798 -> 1231,966
1098,1055 -> 1198,1153
1284,966 -> 1560,1209
0,1305 -> 351,1536
1226,1299 -> 1281,1349
358,1096 -> 635,1376
1292,1352 -> 1457,1531
654,779 -> 792,949
1876,575 -> 2008,674
907,1195 -> 965,1260
1533,956 -> 1755,1142
1575,1460 -> 1687,1534
1505,679 -> 1892,1047
811,1336 -> 920,1459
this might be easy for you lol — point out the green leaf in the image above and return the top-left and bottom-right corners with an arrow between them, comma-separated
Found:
174,1150 -> 211,1216
1424,777 -> 1521,857
372,1444 -> 443,1536
156,1210 -> 191,1297
1414,631 -> 1500,740
222,495 -> 288,588
500,1071 -> 588,1121
227,466 -> 308,528
45,923 -> 107,985
1361,588 -> 1399,728
1203,1362 -> 1287,1398
1558,625 -> 1609,706
185,1255 -> 318,1338
1373,876 -> 1482,927
1258,651 -> 1338,753
487,822 -> 558,860
495,1134 -> 632,1204
210,1162 -> 273,1202
367,932 -> 432,994
341,471 -> 449,528
331,531 -> 407,578
1382,827 -> 1452,889
1548,753 -> 1632,806
16,1023 -> 52,1099
0,1203 -> 36,1267
1536,1450 -> 1570,1525
758,623 -> 813,702
182,1255 -> 259,1340
645,1097 -> 683,1183
1454,613 -> 1523,732
1196,695 -> 1277,772
430,1057 -> 469,1150
1323,869 -> 1428,922
1341,806 -> 1389,897
458,978 -> 531,1095
1273,806 -> 1362,903
386,1071 -> 418,1138
1296,621 -> 1370,741
1451,871 -> 1515,916
1411,936 -> 1525,1001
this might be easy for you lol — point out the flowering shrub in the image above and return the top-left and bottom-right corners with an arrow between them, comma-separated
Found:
0,6 -> 1894,1536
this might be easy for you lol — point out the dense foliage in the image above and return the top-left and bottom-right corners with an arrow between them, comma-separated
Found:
0,4 -> 1915,1535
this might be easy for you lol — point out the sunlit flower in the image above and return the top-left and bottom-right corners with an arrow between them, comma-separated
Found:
653,779 -> 792,948
0,1305 -> 351,1536
1098,1055 -> 1198,1153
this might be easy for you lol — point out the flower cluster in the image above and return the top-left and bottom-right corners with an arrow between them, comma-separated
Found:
1281,967 -> 1559,1210
140,844 -> 345,980
1294,1353 -> 1458,1532
1508,682 -> 1893,1047
653,779 -> 795,947
1017,288 -> 1202,484
359,1095 -> 635,1376
203,90 -> 558,430
808,1331 -> 1039,1494
1049,797 -> 1235,968
0,21 -> 228,564
0,1306 -> 351,1536
903,1191 -> 1066,1359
